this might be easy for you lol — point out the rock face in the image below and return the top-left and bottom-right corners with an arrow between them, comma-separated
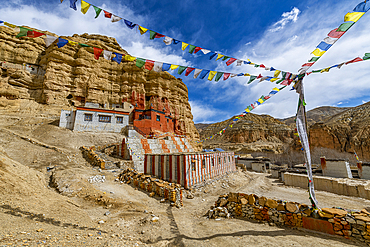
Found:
0,26 -> 198,139
309,101 -> 370,161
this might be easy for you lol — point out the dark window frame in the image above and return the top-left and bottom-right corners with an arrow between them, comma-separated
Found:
84,113 -> 93,121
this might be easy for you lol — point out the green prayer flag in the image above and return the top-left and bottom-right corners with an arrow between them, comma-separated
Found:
363,53 -> 370,60
312,70 -> 321,73
281,71 -> 287,79
93,6 -> 102,18
149,31 -> 157,40
136,58 -> 145,68
254,64 -> 260,68
188,45 -> 196,54
247,76 -> 257,84
215,72 -> 224,82
178,66 -> 187,75
337,22 -> 354,32
275,78 -> 284,84
79,43 -> 90,47
308,57 -> 320,62
222,56 -> 230,61
16,27 -> 31,38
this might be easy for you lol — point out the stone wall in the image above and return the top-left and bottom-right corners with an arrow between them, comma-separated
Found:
207,192 -> 370,243
118,168 -> 183,208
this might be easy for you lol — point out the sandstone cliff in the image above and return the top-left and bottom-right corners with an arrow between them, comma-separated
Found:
0,26 -> 198,139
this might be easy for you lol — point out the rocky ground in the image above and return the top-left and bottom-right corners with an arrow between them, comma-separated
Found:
1,101 -> 369,246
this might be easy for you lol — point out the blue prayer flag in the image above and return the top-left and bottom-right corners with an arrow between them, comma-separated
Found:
353,2 -> 370,12
124,20 -> 136,29
209,53 -> 217,60
57,38 -> 69,48
316,41 -> 332,51
237,73 -> 244,76
70,0 -> 77,10
244,61 -> 251,64
199,70 -> 210,79
173,39 -> 180,44
270,67 -> 276,71
162,63 -> 171,71
0,21 -> 3,24
112,53 -> 122,64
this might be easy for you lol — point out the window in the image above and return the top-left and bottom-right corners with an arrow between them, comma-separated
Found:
202,159 -> 206,169
191,161 -> 196,171
224,157 -> 226,163
84,114 -> 92,121
116,116 -> 123,124
167,119 -> 169,123
156,115 -> 160,121
99,115 -> 111,123
211,158 -> 214,167
228,156 -> 231,163
218,157 -> 221,164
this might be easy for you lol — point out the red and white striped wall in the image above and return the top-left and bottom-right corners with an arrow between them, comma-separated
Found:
144,152 -> 236,188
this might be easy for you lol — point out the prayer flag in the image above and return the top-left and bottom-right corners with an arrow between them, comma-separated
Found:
258,98 -> 264,104
274,70 -> 281,77
256,74 -> 262,79
136,58 -> 145,68
124,20 -> 136,29
16,27 -> 31,38
4,22 -> 16,28
209,53 -> 217,60
327,28 -> 345,38
103,10 -> 112,18
145,60 -> 155,71
173,40 -> 180,44
317,41 -> 332,51
93,6 -> 102,18
44,35 -> 58,47
363,53 -> 370,60
323,37 -> 337,45
103,50 -> 112,60
193,69 -> 202,79
308,57 -> 320,62
311,48 -> 326,57
162,63 -> 171,71
337,22 -> 354,32
199,70 -> 210,79
68,40 -> 78,45
201,49 -> 211,54
270,67 -> 276,71
215,72 -> 223,82
345,12 -> 365,22
226,58 -> 237,66
181,42 -> 189,51
163,36 -> 173,45
149,31 -> 157,40
81,0 -> 90,14
185,67 -> 195,76
178,66 -> 187,75
208,71 -> 217,81
270,78 -> 278,82
302,62 -> 315,67
216,54 -> 224,60
124,55 -> 136,61
93,47 -> 103,60
27,30 -> 44,38
112,15 -> 122,23
222,56 -> 230,61
70,0 -> 77,10
345,57 -> 363,64
0,21 -> 3,24
188,45 -> 196,54
112,53 -> 123,64
155,33 -> 165,38
260,64 -> 266,68
153,62 -> 163,72
57,38 -> 68,48
79,43 -> 89,47
353,2 -> 370,12
170,64 -> 179,70
247,76 -> 257,84
194,47 -> 202,54
139,26 -> 148,35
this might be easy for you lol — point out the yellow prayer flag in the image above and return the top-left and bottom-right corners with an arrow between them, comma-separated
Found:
216,54 -> 224,60
311,48 -> 326,57
274,70 -> 281,77
181,42 -> 189,51
68,41 -> 78,45
320,67 -> 330,73
344,12 -> 364,22
170,65 -> 179,70
208,71 -> 217,81
124,55 -> 136,61
139,26 -> 148,35
4,22 -> 16,28
272,87 -> 280,92
270,78 -> 278,82
244,73 -> 251,76
245,108 -> 250,113
81,0 -> 91,14
258,99 -> 264,104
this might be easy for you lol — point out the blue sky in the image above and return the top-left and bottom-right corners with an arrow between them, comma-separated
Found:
1,0 -> 370,123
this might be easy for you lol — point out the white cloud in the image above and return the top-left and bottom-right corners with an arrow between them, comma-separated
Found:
189,101 -> 227,123
269,7 -> 300,32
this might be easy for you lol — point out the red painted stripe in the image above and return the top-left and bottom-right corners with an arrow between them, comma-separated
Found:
169,155 -> 173,183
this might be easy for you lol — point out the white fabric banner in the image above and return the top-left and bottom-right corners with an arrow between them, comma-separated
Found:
103,50 -> 112,60
193,69 -> 202,79
200,49 -> 211,55
153,62 -> 163,72
44,35 -> 58,47
111,15 -> 122,23
163,36 -> 173,45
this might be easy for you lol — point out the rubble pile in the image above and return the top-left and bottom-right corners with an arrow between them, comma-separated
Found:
118,168 -> 183,208
88,175 -> 106,183
80,146 -> 106,169
206,192 -> 370,243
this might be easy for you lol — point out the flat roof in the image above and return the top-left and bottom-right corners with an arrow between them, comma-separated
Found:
76,106 -> 130,115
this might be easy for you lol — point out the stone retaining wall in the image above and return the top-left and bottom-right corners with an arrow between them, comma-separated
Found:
80,146 -> 106,169
207,192 -> 370,244
118,168 -> 183,208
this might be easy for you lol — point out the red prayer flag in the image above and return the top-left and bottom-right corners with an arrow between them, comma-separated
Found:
94,47 -> 103,60
280,80 -> 289,86
27,31 -> 45,38
306,72 -> 313,75
104,10 -> 112,18
194,47 -> 202,54
185,67 -> 195,76
301,62 -> 315,67
256,74 -> 262,79
264,96 -> 270,100
223,73 -> 230,80
250,104 -> 255,109
345,57 -> 363,65
226,58 -> 237,66
155,33 -> 165,38
144,60 -> 155,71
259,64 -> 266,68
327,28 -> 345,39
